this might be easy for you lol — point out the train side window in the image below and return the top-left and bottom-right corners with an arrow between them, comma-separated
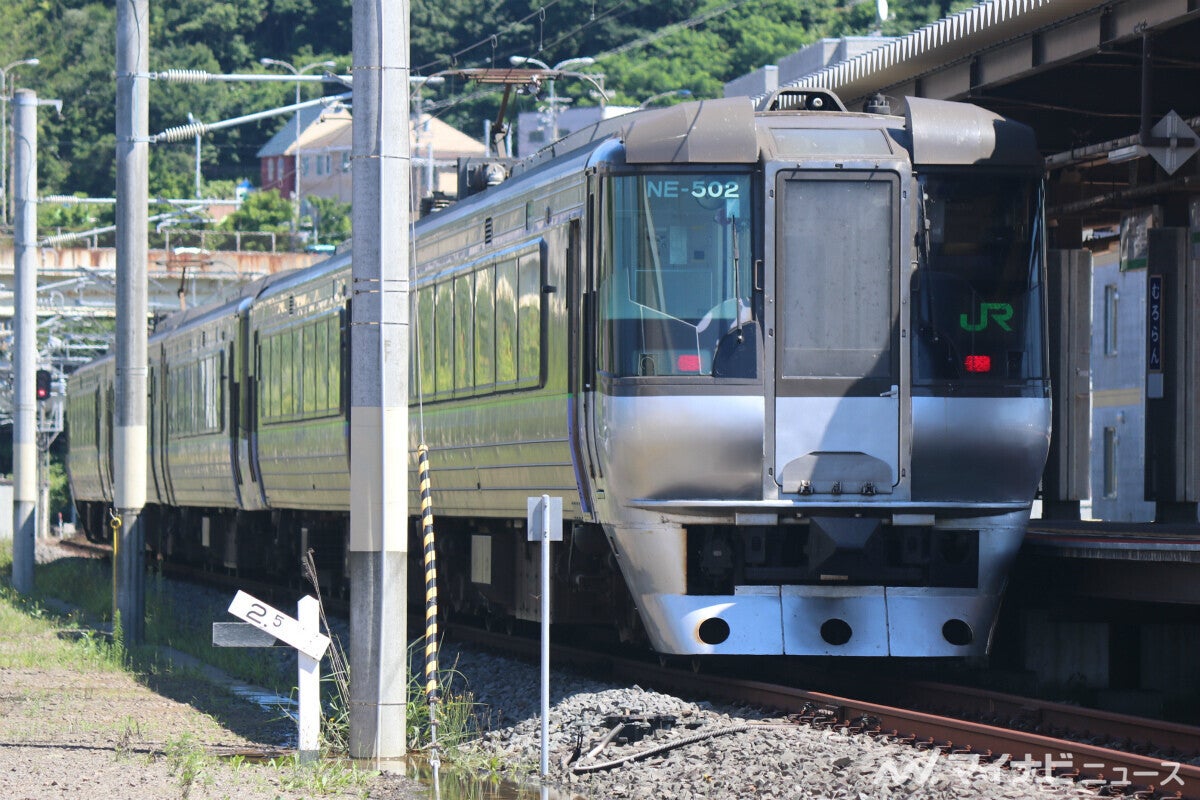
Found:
303,323 -> 317,414
329,314 -> 342,412
258,343 -> 267,419
495,259 -> 518,386
435,281 -> 455,396
205,354 -> 222,431
517,252 -> 542,387
268,336 -> 280,419
454,274 -> 475,393
280,330 -> 294,417
416,288 -> 436,399
167,368 -> 176,432
314,320 -> 329,412
292,328 -> 303,416
475,266 -> 496,387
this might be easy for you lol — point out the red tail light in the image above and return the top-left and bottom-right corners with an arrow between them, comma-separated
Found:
964,355 -> 992,373
677,354 -> 702,373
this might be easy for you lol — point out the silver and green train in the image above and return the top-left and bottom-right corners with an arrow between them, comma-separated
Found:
67,90 -> 1050,658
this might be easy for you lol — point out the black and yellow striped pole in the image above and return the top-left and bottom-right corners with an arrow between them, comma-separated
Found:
418,444 -> 440,762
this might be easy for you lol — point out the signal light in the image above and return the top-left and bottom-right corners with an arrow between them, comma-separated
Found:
964,355 -> 991,373
35,369 -> 51,400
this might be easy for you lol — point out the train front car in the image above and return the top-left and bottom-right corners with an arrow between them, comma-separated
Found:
588,93 -> 1049,657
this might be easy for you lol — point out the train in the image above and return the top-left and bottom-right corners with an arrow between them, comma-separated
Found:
67,89 -> 1050,658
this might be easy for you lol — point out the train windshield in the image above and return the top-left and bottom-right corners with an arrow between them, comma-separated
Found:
913,172 -> 1046,393
600,173 -> 756,378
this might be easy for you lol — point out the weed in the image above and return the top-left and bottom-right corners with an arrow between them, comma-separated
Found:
271,754 -> 376,795
114,716 -> 140,760
405,644 -> 490,756
165,732 -> 213,798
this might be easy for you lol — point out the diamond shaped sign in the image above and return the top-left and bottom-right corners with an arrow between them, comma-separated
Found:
1146,111 -> 1198,175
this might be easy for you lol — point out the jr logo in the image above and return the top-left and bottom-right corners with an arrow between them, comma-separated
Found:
960,302 -> 1014,332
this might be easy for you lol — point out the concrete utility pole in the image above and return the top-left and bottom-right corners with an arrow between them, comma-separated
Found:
11,89 -> 38,594
114,0 -> 150,645
2,59 -> 39,227
348,0 -> 410,761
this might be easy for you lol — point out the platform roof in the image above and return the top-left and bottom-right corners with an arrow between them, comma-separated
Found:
763,0 -> 1200,231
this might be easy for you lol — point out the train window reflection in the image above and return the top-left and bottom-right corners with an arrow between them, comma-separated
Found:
601,173 -> 755,378
913,173 -> 1046,392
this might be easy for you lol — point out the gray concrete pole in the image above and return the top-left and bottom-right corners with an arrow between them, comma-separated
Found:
114,0 -> 149,645
348,0 -> 410,762
11,88 -> 38,594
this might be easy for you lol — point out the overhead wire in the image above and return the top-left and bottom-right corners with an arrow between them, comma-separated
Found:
414,0 -> 753,120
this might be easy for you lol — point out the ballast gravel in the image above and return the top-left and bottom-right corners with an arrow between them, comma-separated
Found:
436,642 -> 1104,800
16,539 -> 1147,800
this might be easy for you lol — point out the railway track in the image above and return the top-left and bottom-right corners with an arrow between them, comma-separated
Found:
60,536 -> 1200,797
449,624 -> 1200,799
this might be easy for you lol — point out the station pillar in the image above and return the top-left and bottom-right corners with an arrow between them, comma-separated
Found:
1144,227 -> 1199,523
1042,249 -> 1092,520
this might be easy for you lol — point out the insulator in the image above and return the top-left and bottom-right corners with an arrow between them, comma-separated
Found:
156,123 -> 208,143
156,69 -> 211,84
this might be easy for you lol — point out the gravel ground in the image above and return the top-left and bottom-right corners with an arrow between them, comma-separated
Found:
435,642 -> 1104,800
4,539 -> 1119,800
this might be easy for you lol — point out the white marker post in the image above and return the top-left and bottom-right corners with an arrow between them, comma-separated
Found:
527,495 -> 562,778
221,591 -> 331,762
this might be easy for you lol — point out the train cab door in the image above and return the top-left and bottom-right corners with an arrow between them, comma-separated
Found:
571,184 -> 603,516
157,360 -> 176,506
148,359 -> 168,504
770,171 -> 902,497
234,316 -> 267,511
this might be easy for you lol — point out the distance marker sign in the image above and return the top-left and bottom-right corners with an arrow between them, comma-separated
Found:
227,590 -> 331,660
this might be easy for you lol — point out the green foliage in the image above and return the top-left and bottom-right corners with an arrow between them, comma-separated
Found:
39,196 -> 114,235
305,195 -> 350,245
405,644 -> 487,756
221,189 -> 293,232
32,556 -> 294,692
165,732 -> 213,797
5,0 -> 956,205
48,459 -> 70,524
271,754 -> 376,794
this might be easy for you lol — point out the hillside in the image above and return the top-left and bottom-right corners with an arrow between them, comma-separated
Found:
1,0 -> 969,209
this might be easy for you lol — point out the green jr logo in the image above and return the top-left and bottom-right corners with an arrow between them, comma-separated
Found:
960,302 -> 1014,332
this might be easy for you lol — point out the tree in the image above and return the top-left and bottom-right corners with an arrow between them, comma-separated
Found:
223,188 -> 292,230
305,195 -> 351,245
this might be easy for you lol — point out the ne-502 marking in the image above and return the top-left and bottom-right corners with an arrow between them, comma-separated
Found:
645,178 -> 741,200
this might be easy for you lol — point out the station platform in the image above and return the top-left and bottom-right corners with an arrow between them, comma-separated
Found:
1024,520 -> 1200,563
1015,520 -> 1200,605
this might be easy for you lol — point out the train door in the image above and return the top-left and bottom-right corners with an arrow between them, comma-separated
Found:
580,179 -> 606,503
158,358 -> 176,505
227,339 -> 243,507
566,217 -> 596,516
771,171 -> 901,496
148,360 -> 168,504
235,319 -> 267,510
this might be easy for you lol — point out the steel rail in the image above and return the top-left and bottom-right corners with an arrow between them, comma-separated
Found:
448,623 -> 1200,798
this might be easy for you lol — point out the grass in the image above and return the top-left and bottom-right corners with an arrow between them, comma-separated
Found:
3,539 -> 500,783
32,554 -> 295,693
0,563 -> 126,674
0,539 -> 381,796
